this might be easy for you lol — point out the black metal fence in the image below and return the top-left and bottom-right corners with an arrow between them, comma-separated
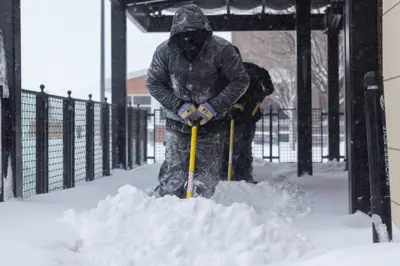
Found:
148,108 -> 346,163
7,86 -> 148,199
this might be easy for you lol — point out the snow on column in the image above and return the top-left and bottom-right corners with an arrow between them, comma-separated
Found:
0,29 -> 12,200
0,29 -> 9,98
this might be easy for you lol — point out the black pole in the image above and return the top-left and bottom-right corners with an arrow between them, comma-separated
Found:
111,1 -> 127,169
327,28 -> 340,161
296,0 -> 312,176
0,0 -> 22,198
0,86 -> 3,202
344,0 -> 378,214
127,105 -> 133,169
364,71 -> 392,243
100,0 -> 105,104
102,97 -> 110,176
36,85 -> 49,194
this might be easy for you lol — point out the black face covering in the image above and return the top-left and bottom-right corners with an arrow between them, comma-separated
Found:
174,29 -> 209,61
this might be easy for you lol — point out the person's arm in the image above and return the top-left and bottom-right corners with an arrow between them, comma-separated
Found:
207,45 -> 250,114
146,45 -> 185,113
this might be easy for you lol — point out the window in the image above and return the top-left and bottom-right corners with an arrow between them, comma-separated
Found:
133,95 -> 151,105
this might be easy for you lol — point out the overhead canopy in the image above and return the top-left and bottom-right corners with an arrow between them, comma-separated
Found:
125,0 -> 330,12
123,0 -> 339,32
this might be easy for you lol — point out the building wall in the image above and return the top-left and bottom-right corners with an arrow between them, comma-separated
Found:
382,0 -> 400,227
126,74 -> 161,112
127,76 -> 148,94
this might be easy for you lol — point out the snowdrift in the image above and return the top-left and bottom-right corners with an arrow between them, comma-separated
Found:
63,183 -> 313,266
287,243 -> 400,266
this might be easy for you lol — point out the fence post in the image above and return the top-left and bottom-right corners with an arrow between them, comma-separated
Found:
153,110 -> 156,162
143,109 -> 148,164
86,94 -> 95,182
269,107 -> 273,162
127,104 -> 133,169
261,109 -> 265,160
102,97 -> 110,176
364,71 -> 392,243
36,85 -> 49,194
136,107 -> 141,166
277,109 -> 282,162
63,91 -> 75,189
320,109 -> 324,162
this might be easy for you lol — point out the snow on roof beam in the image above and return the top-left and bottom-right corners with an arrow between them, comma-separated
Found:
127,12 -> 328,32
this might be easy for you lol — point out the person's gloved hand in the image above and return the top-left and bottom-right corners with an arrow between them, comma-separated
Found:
229,103 -> 245,119
197,102 -> 217,126
178,103 -> 198,126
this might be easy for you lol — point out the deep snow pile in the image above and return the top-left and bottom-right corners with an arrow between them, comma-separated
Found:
285,244 -> 400,266
212,179 -> 312,218
63,184 -> 312,266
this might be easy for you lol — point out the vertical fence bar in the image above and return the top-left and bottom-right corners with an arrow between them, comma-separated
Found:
86,94 -> 95,182
63,98 -> 68,187
320,109 -> 324,162
111,105 -> 117,169
277,109 -> 281,162
143,109 -> 148,164
35,85 -> 48,194
269,107 -> 273,162
153,111 -> 156,161
136,108 -> 141,166
127,105 -> 133,169
63,91 -> 75,189
261,109 -> 265,159
102,97 -> 110,176
364,71 -> 392,243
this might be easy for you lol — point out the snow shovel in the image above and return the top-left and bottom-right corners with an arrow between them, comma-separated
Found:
186,122 -> 198,198
227,119 -> 235,181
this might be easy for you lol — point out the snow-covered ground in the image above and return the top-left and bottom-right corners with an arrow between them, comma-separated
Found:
1,161 -> 399,266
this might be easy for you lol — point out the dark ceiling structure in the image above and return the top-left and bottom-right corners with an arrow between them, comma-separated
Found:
122,0 -> 342,32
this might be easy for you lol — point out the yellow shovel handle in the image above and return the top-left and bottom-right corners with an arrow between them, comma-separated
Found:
252,103 -> 261,117
187,126 -> 197,198
227,119 -> 235,181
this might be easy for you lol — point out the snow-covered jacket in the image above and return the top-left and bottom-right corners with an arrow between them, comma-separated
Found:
146,4 -> 249,132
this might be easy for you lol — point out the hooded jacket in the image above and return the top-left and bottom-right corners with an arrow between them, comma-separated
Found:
235,62 -> 275,123
146,4 -> 249,133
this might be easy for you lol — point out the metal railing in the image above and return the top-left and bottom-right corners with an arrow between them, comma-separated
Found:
3,86 -> 149,199
148,108 -> 346,163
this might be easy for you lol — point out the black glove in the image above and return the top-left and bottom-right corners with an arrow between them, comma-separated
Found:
229,103 -> 245,119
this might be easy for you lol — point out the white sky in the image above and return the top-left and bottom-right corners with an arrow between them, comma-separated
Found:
21,0 -> 231,100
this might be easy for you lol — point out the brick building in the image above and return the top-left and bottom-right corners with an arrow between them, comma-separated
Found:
105,69 -> 166,143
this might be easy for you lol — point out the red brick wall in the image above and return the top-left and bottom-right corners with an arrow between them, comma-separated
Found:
127,75 -> 149,95
155,125 -> 166,142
